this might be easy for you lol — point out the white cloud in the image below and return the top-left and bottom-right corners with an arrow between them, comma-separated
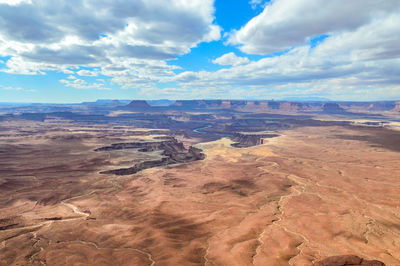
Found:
61,68 -> 75,74
102,58 -> 180,89
1,56 -> 46,75
77,69 -> 99,77
172,18 -> 400,100
229,0 -> 400,54
0,0 -> 31,6
162,0 -> 400,100
212,52 -> 249,66
0,0 -> 220,88
1,0 -> 399,100
60,78 -> 110,90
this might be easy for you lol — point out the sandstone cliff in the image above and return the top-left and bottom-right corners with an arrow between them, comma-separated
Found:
322,103 -> 346,114
97,138 -> 205,175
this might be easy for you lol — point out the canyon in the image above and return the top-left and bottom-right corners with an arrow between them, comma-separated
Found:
0,100 -> 399,265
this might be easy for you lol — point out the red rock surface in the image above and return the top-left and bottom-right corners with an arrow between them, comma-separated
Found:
314,255 -> 385,266
1,119 -> 400,265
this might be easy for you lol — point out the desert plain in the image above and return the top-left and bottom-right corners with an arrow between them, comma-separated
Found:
0,100 -> 400,266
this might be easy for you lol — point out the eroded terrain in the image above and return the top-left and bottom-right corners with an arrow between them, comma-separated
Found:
1,105 -> 400,265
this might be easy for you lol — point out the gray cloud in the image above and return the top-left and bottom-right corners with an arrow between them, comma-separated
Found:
22,45 -> 106,65
0,4 -> 60,42
0,0 -> 220,83
115,45 -> 178,60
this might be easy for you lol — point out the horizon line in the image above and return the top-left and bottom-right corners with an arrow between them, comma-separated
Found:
2,99 -> 400,105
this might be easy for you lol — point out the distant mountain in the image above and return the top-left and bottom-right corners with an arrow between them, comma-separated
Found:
367,101 -> 396,111
82,99 -> 131,106
322,103 -> 346,114
3,99 -> 400,115
171,100 -> 314,112
281,96 -> 331,102
126,100 -> 151,109
146,99 -> 175,106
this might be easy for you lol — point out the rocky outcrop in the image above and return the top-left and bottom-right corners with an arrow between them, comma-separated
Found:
393,102 -> 400,112
171,100 -> 261,110
126,100 -> 151,109
97,138 -> 205,175
367,102 -> 396,111
119,99 -> 400,114
172,100 -> 219,109
171,100 -> 279,111
95,139 -> 175,152
231,132 -> 279,148
279,102 -> 310,111
171,100 -> 322,112
322,103 -> 346,114
314,255 -> 385,266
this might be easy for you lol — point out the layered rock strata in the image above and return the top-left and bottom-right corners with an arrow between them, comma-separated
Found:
97,138 -> 205,175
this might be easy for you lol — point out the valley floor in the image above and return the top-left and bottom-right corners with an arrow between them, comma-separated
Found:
1,120 -> 400,265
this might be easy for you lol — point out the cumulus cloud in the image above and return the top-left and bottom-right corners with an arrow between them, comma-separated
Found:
229,0 -> 400,54
212,52 -> 249,66
1,0 -> 399,100
0,0 -> 31,6
164,0 -> 400,100
102,58 -> 180,89
77,69 -> 99,77
0,0 -> 220,87
60,78 -> 109,90
172,14 -> 400,100
62,68 -> 75,74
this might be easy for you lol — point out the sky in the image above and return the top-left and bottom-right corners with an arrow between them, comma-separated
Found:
0,0 -> 400,103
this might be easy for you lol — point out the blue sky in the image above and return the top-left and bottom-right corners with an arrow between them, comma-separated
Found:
0,0 -> 399,103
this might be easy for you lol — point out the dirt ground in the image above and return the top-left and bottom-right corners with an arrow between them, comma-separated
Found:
1,119 -> 400,265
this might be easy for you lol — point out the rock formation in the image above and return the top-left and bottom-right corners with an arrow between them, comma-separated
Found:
322,103 -> 346,114
231,132 -> 279,147
96,138 -> 205,175
367,102 -> 396,111
314,255 -> 385,266
166,100 -> 399,114
279,101 -> 310,111
126,100 -> 151,109
393,102 -> 400,112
